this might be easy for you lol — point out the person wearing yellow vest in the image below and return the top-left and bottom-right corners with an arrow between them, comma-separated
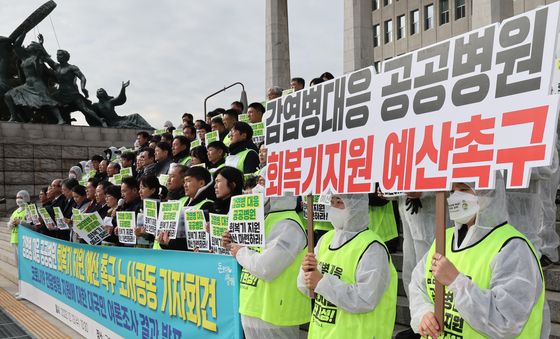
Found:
225,122 -> 259,174
298,194 -> 397,339
409,176 -> 549,338
8,190 -> 30,264
222,195 -> 311,338
172,135 -> 192,166
222,109 -> 239,147
207,141 -> 227,175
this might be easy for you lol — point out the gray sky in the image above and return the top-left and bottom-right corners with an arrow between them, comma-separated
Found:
1,0 -> 343,128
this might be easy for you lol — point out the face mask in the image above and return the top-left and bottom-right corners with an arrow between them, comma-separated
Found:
328,206 -> 349,230
16,198 -> 26,207
68,173 -> 77,179
447,190 -> 479,224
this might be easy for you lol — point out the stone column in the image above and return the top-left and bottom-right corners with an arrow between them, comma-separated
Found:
471,0 -> 514,29
343,0 -> 374,73
265,0 -> 291,93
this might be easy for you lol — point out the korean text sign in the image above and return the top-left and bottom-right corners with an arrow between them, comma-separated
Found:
265,4 -> 560,195
17,227 -> 242,339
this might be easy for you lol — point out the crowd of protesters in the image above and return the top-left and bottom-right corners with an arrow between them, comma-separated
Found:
6,72 -> 559,338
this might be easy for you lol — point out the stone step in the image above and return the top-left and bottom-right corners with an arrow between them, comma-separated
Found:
396,296 -> 410,326
548,291 -> 560,324
0,258 -> 18,285
546,266 -> 560,292
391,252 -> 403,272
552,322 -> 560,339
392,324 -> 409,338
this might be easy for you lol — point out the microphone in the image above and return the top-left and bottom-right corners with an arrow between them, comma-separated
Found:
117,198 -> 125,210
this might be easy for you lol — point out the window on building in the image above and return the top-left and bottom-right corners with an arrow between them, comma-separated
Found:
397,15 -> 406,39
373,0 -> 379,10
425,4 -> 434,30
373,25 -> 380,47
384,19 -> 393,44
411,9 -> 419,35
440,0 -> 449,25
384,0 -> 392,6
456,0 -> 466,19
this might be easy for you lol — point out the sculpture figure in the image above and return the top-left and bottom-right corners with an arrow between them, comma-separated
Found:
42,38 -> 106,126
3,34 -> 64,124
93,81 -> 154,129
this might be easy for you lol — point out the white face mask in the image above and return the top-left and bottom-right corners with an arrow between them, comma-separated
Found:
447,190 -> 479,224
16,198 -> 26,207
328,206 -> 349,230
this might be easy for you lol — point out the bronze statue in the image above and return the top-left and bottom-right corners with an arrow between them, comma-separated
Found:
4,34 -> 64,124
93,81 -> 153,129
42,40 -> 106,126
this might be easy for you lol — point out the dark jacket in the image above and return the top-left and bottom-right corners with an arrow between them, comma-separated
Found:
155,157 -> 173,176
173,149 -> 190,164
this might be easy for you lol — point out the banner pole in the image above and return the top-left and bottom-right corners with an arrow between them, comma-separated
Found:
305,194 -> 315,298
435,191 -> 446,328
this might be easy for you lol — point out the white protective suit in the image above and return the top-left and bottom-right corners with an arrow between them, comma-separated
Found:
398,192 -> 436,297
235,195 -> 307,339
409,175 -> 550,338
297,194 -> 391,313
538,145 -> 560,262
505,159 -> 557,258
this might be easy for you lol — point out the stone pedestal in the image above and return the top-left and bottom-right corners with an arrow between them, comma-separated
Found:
265,0 -> 291,92
0,122 -> 143,215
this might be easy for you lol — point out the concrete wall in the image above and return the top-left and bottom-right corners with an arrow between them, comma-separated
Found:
0,122 -> 142,215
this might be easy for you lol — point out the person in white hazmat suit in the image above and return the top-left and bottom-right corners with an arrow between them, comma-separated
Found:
297,194 -> 397,339
222,195 -> 310,339
538,142 -> 560,264
409,174 -> 550,338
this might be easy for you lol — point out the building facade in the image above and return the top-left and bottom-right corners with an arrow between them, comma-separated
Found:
371,0 -> 558,72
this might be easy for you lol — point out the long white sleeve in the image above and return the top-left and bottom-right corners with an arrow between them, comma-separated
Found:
296,237 -> 391,313
408,252 -> 433,332
235,219 -> 306,282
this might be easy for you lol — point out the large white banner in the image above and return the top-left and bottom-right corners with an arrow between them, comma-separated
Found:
265,4 -> 560,195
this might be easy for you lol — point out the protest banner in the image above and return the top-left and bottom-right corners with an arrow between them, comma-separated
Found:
158,174 -> 169,187
185,210 -> 210,251
239,113 -> 249,123
205,131 -> 219,144
301,195 -> 330,221
38,207 -> 54,227
143,199 -> 158,235
191,139 -> 202,150
72,208 -> 84,225
17,227 -> 242,339
209,213 -> 229,255
74,212 -> 109,245
153,128 -> 167,135
250,122 -> 264,145
113,174 -> 123,185
264,4 -> 560,328
53,207 -> 69,230
227,194 -> 265,247
173,129 -> 184,136
157,201 -> 181,239
120,167 -> 133,178
26,203 -> 40,225
116,211 -> 136,245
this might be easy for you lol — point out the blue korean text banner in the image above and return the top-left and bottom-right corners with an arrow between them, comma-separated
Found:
17,226 -> 242,339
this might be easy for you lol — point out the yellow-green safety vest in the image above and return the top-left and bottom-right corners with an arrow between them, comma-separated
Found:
239,210 -> 311,326
185,199 -> 213,210
309,229 -> 398,339
209,163 -> 225,174
179,156 -> 191,166
225,149 -> 257,173
9,208 -> 27,244
368,203 -> 398,242
223,134 -> 232,146
425,224 -> 545,338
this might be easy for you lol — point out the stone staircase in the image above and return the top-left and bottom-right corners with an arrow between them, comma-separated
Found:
0,216 -> 558,337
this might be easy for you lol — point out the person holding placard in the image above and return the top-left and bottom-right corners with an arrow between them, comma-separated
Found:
135,175 -> 166,248
172,135 -> 192,166
222,109 -> 239,147
222,194 -> 310,339
161,167 -> 215,251
94,181 -> 111,218
225,122 -> 259,174
210,116 -> 229,141
69,185 -> 91,242
213,166 -> 244,215
7,190 -> 30,266
408,176 -> 549,338
298,193 -> 397,339
102,185 -> 121,245
166,165 -> 187,202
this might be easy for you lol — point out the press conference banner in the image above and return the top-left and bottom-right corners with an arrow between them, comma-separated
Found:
265,4 -> 560,195
17,227 -> 242,339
